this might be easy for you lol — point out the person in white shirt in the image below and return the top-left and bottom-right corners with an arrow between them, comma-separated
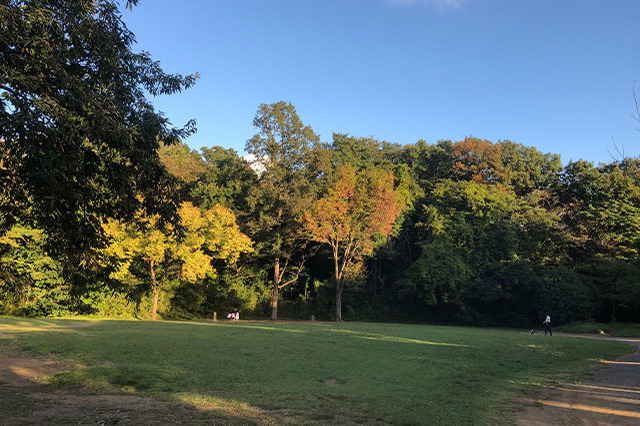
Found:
543,314 -> 552,336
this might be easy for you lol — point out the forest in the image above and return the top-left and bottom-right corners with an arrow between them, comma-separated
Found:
1,0 -> 639,327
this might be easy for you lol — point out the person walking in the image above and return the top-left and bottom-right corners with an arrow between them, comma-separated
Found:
543,314 -> 552,336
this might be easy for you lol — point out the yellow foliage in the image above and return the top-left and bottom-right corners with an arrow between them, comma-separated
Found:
101,202 -> 252,287
203,204 -> 254,264
179,248 -> 215,283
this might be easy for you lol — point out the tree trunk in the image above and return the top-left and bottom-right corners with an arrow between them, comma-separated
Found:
150,259 -> 159,321
334,256 -> 343,322
336,279 -> 343,322
611,301 -> 617,323
271,257 -> 280,320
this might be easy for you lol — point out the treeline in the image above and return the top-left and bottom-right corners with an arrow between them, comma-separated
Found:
2,101 -> 640,326
1,1 -> 638,327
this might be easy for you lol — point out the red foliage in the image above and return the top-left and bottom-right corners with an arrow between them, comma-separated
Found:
305,165 -> 402,278
450,137 -> 505,185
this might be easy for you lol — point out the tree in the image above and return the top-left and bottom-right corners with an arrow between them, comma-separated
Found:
330,134 -> 421,209
559,160 -> 640,321
330,133 -> 386,168
402,180 -> 519,319
305,165 -> 403,321
398,139 -> 452,192
103,202 -> 252,320
0,0 -> 198,259
449,138 -> 561,195
449,137 -> 504,185
498,141 -> 562,195
191,146 -> 257,214
159,142 -> 207,183
245,101 -> 320,320
0,224 -> 66,315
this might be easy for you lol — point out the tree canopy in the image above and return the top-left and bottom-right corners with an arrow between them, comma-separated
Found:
1,0 -> 638,326
103,202 -> 252,320
305,165 -> 403,321
0,0 -> 198,258
245,101 -> 321,319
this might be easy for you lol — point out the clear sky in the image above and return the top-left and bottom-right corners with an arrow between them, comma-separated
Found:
122,0 -> 640,164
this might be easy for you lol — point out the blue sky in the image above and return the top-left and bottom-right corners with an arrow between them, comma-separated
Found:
123,0 -> 640,163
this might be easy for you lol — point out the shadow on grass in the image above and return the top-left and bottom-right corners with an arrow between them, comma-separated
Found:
1,351 -> 305,425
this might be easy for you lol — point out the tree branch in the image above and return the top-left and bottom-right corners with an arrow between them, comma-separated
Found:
634,83 -> 640,131
278,244 -> 320,288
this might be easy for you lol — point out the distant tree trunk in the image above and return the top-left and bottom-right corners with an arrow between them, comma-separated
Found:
611,301 -> 617,323
271,257 -> 280,320
336,279 -> 344,322
150,259 -> 159,321
334,255 -> 343,322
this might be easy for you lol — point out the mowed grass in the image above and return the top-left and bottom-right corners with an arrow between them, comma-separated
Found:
0,318 -> 632,425
557,321 -> 640,338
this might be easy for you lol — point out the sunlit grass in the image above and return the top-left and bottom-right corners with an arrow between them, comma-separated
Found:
0,317 -> 632,425
325,328 -> 469,347
0,317 -> 94,336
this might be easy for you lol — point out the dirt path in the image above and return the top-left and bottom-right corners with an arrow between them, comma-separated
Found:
517,334 -> 640,425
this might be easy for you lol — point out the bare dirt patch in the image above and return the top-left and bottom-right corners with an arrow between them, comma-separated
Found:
0,347 -> 369,425
0,348 -> 215,425
0,348 -> 290,425
516,335 -> 640,426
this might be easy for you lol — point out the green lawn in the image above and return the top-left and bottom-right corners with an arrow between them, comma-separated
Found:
0,318 -> 632,425
556,321 -> 640,338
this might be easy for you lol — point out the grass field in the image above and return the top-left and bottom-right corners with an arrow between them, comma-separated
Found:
0,318 -> 632,425
556,321 -> 640,338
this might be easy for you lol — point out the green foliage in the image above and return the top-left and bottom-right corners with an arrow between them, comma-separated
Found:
78,290 -> 139,318
559,160 -> 640,321
167,251 -> 270,320
532,266 -> 597,325
244,101 -> 321,255
399,139 -> 453,191
498,141 -> 562,195
0,225 -> 69,316
330,133 -> 387,168
410,181 -> 518,273
159,142 -> 207,182
0,0 -> 197,257
401,181 -> 517,320
513,189 -> 566,264
190,146 -> 257,214
394,178 -> 600,326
